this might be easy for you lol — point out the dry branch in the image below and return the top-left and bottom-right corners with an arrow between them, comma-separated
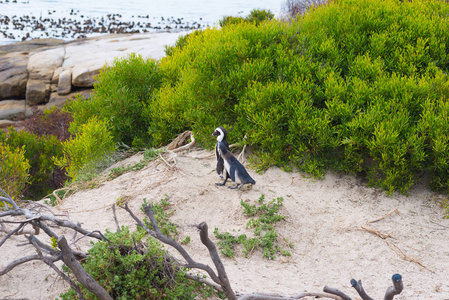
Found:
58,235 -> 113,300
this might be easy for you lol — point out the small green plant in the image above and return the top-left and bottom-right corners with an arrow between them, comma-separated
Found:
181,236 -> 191,245
214,194 -> 292,260
141,195 -> 178,238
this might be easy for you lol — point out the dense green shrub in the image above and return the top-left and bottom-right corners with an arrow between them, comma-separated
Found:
58,227 -> 213,299
54,117 -> 116,181
65,53 -> 162,148
0,142 -> 30,200
67,0 -> 449,194
0,127 -> 65,200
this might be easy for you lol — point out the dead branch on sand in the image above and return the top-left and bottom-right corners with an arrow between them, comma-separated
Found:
1,189 -> 404,300
361,209 -> 434,273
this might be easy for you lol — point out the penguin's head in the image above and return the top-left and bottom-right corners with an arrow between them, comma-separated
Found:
212,126 -> 227,142
217,141 -> 228,156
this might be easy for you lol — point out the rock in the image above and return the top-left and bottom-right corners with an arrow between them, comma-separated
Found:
28,47 -> 64,81
47,89 -> 92,109
26,80 -> 50,105
71,64 -> 102,87
0,100 -> 33,120
52,67 -> 63,84
0,119 -> 15,129
0,52 -> 29,99
57,69 -> 72,95
0,38 -> 65,54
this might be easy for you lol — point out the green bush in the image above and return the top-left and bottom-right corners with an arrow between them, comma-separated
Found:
65,53 -> 162,148
54,117 -> 116,181
58,227 -> 213,300
0,142 -> 30,200
66,0 -> 449,194
0,127 -> 65,200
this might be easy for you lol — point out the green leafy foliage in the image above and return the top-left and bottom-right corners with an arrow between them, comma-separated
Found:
64,53 -> 162,148
0,142 -> 30,199
57,227 -> 214,300
214,195 -> 292,259
66,0 -> 449,195
0,127 -> 65,200
53,117 -> 116,181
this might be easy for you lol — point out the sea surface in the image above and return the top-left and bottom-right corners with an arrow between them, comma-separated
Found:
0,0 -> 284,45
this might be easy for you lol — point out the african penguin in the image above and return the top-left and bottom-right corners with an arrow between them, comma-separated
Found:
212,126 -> 230,186
216,141 -> 255,190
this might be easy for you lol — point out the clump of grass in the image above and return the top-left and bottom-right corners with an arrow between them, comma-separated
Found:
214,194 -> 293,260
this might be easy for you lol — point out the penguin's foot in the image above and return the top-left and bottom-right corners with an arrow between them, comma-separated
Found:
216,178 -> 227,186
228,184 -> 242,190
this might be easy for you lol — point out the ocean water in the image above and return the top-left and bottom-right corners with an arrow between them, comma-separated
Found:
0,0 -> 284,45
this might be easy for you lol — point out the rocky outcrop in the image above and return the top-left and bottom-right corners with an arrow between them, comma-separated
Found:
0,100 -> 33,121
0,31 -> 190,124
0,52 -> 29,99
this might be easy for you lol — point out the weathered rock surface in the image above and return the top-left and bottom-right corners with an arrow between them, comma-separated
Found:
0,119 -> 15,128
57,69 -> 72,95
0,100 -> 33,120
0,31 -> 190,121
26,80 -> 50,105
0,52 -> 29,99
27,47 -> 65,81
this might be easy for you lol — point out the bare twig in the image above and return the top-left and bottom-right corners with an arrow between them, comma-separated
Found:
112,204 -> 121,232
366,209 -> 400,224
361,225 -> 393,239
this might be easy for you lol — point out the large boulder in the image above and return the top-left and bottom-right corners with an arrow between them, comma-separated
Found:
26,80 -> 50,106
0,52 -> 29,99
0,100 -> 33,120
27,47 -> 64,81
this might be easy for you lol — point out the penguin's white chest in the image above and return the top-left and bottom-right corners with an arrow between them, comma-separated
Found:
223,159 -> 241,183
223,159 -> 231,174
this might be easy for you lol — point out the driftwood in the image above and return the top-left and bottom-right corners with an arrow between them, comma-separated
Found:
1,189 -> 404,300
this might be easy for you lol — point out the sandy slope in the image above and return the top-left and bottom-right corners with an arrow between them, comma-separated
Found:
1,145 -> 449,299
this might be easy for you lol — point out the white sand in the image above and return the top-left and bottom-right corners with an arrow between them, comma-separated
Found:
1,146 -> 449,299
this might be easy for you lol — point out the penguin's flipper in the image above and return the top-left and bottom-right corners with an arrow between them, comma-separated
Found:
216,156 -> 224,175
228,164 -> 236,182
